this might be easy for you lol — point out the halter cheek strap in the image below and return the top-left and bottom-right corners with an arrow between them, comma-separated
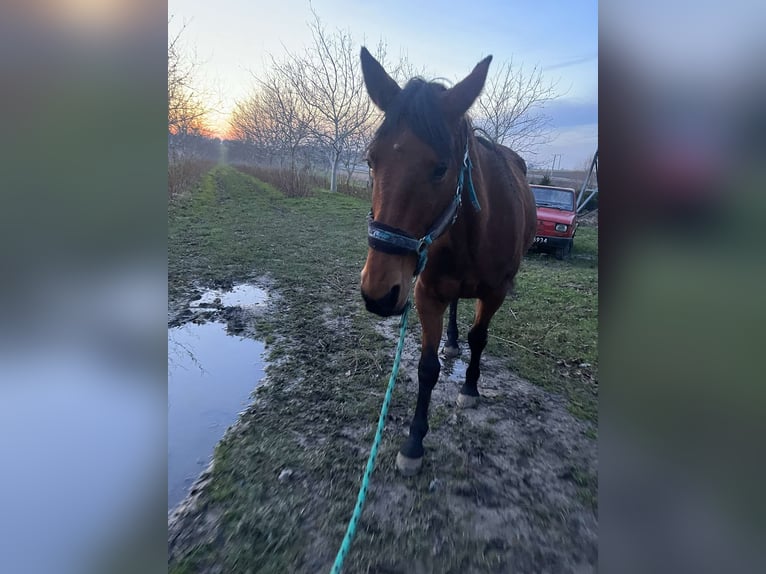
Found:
366,141 -> 480,276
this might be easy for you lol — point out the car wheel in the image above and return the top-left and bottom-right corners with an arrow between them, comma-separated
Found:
555,246 -> 564,260
564,240 -> 573,258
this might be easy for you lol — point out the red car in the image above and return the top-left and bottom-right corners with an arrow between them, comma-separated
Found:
529,184 -> 578,259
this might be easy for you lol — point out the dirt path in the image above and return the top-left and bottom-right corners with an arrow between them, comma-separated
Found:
168,303 -> 597,573
353,321 -> 598,573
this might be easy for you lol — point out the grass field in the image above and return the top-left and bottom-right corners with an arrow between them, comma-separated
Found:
168,165 -> 598,573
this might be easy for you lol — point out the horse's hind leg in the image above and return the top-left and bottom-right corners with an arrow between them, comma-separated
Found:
442,299 -> 460,358
457,292 -> 505,409
396,284 -> 448,476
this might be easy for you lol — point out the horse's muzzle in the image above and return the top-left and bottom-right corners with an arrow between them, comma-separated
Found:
361,285 -> 403,317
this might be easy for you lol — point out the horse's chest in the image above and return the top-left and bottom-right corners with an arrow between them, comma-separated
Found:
430,247 -> 469,278
461,277 -> 483,293
428,248 -> 482,298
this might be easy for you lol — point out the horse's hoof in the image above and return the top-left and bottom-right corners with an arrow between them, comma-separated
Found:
442,345 -> 460,358
457,393 -> 479,409
396,452 -> 423,476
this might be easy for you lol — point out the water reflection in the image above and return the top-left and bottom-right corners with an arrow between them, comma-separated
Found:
191,284 -> 268,309
441,356 -> 468,381
168,319 -> 265,511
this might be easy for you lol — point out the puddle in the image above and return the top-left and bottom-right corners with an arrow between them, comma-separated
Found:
191,284 -> 268,308
168,286 -> 268,511
441,356 -> 468,381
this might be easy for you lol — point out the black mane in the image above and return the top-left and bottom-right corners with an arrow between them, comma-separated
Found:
374,78 -> 469,163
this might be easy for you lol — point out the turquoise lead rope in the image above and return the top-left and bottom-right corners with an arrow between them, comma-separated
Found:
329,301 -> 412,574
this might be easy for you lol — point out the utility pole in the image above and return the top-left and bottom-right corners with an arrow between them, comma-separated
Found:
549,154 -> 561,175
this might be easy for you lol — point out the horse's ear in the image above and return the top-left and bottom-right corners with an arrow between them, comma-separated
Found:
360,46 -> 401,112
441,55 -> 493,119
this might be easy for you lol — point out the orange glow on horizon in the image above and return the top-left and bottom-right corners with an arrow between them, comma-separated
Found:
168,125 -> 219,139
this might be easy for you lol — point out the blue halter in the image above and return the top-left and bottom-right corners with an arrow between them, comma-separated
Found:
367,141 -> 481,276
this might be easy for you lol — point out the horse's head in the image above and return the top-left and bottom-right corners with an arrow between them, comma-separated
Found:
359,47 -> 492,316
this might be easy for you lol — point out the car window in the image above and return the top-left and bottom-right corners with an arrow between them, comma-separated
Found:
531,187 -> 574,211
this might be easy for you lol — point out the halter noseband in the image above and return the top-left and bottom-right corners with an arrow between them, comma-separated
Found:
367,141 -> 481,276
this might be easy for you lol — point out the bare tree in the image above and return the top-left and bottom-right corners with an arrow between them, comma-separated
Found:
230,69 -> 315,170
259,72 -> 315,172
473,58 -> 560,156
227,11 -> 428,194
167,19 -> 217,198
271,8 -> 376,192
168,20 -> 209,149
390,50 -> 431,85
339,120 -> 376,189
228,99 -> 257,144
228,96 -> 277,164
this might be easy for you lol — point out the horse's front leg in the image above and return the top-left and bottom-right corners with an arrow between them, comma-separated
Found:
396,282 -> 448,476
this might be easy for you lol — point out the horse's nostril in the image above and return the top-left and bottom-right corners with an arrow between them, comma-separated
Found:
362,285 -> 401,317
384,285 -> 400,308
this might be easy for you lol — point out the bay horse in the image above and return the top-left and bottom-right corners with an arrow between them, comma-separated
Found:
359,47 -> 536,475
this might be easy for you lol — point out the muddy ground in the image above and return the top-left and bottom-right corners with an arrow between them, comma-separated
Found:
168,287 -> 597,574
167,167 -> 597,573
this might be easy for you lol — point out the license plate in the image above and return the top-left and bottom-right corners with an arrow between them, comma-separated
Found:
534,236 -> 548,244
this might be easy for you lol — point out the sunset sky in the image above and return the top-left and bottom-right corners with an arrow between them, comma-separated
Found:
168,0 -> 597,169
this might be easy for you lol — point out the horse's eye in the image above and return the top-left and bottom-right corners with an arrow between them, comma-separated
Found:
432,163 -> 448,180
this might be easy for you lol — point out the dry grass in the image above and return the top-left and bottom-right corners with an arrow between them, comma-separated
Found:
232,163 -> 372,201
168,158 -> 216,199
230,164 -> 325,198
